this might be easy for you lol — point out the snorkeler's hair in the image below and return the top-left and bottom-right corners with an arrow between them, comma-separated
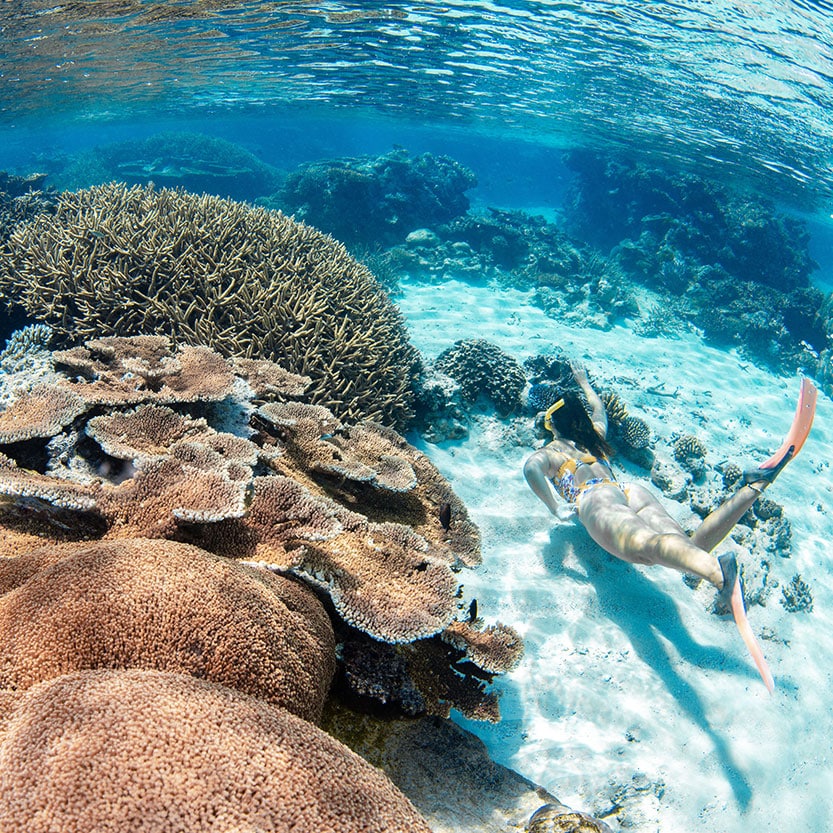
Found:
547,391 -> 614,459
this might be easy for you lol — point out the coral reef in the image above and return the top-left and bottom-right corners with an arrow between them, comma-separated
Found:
0,669 -> 433,832
780,573 -> 813,613
561,151 -> 828,374
434,338 -> 526,416
0,335 -> 513,723
0,538 -> 335,722
0,183 -> 419,427
601,390 -> 628,426
50,131 -> 282,200
562,150 -> 816,290
277,149 -> 477,247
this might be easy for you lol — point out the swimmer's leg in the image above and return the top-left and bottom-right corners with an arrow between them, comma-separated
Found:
578,487 -> 722,586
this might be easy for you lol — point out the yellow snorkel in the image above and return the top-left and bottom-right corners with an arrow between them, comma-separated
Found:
543,398 -> 565,436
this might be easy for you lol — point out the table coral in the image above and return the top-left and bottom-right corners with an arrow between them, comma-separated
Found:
0,335 -> 514,722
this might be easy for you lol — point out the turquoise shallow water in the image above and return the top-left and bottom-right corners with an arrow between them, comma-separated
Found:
2,2 -> 833,831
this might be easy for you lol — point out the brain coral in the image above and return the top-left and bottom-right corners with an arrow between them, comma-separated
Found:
0,538 -> 336,722
435,338 -> 526,416
0,668 -> 432,833
0,183 -> 419,427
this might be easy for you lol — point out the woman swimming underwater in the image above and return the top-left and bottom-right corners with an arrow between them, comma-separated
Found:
523,362 -> 817,692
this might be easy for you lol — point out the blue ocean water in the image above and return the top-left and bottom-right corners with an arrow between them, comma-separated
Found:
2,1 -> 833,831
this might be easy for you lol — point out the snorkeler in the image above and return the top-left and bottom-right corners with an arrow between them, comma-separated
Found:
523,362 -> 817,693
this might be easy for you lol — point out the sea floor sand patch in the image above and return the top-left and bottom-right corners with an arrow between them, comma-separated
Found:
397,277 -> 833,833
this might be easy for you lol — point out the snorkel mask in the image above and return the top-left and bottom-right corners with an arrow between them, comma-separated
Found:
543,398 -> 565,436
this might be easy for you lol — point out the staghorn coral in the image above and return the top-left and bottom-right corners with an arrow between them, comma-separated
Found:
435,338 -> 526,416
601,389 -> 628,426
0,183 -> 419,427
0,538 -> 335,721
721,461 -> 743,488
0,171 -> 57,248
0,669 -> 432,833
618,415 -> 652,450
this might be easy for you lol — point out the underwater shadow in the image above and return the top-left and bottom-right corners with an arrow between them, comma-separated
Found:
543,526 -> 754,811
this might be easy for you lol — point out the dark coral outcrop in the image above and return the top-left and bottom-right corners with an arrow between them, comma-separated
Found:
435,338 -> 526,416
277,148 -> 477,247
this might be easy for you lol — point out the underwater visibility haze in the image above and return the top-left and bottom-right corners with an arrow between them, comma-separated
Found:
1,2 -> 833,832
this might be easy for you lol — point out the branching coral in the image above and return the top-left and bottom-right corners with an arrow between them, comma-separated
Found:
0,183 -> 419,427
435,338 -> 526,416
780,573 -> 813,613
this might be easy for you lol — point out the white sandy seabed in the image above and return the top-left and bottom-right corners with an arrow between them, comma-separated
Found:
395,277 -> 833,833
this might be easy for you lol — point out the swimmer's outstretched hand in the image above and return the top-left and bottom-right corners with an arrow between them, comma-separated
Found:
570,360 -> 590,384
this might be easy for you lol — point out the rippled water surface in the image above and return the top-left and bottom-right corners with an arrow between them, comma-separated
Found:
2,1 -> 833,204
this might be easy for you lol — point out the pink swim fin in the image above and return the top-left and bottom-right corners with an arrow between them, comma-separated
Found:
729,575 -> 775,693
761,378 -> 817,470
724,379 -> 816,694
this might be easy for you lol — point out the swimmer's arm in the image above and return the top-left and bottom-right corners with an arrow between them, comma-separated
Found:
523,451 -> 563,516
571,362 -> 608,438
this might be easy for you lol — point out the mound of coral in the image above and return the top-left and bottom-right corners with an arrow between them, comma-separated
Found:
50,131 -> 283,200
0,538 -> 336,722
276,148 -> 477,247
434,338 -> 526,416
0,333 -> 520,722
0,182 -> 419,427
0,668 -> 432,833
